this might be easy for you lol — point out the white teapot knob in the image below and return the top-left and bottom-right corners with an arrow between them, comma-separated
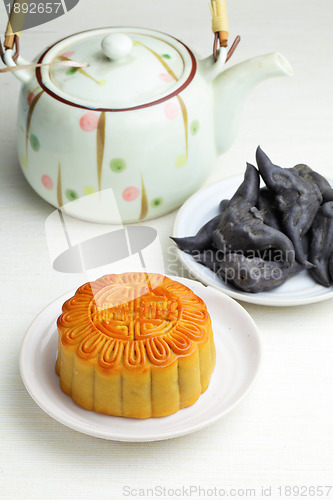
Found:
102,33 -> 133,61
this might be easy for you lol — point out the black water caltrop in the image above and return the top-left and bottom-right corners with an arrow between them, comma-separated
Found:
170,214 -> 221,254
212,163 -> 295,265
257,187 -> 283,231
289,163 -> 331,195
256,146 -> 322,269
194,250 -> 303,293
309,201 -> 333,286
170,199 -> 230,254
171,147 -> 333,293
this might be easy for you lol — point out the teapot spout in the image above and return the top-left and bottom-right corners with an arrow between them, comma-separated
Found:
213,52 -> 293,155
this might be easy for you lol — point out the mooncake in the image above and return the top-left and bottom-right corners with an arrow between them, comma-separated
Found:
56,273 -> 216,418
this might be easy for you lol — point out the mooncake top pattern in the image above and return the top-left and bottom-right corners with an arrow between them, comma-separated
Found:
57,273 -> 211,369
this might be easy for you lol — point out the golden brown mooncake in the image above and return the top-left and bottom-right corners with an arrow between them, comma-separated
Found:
56,273 -> 216,418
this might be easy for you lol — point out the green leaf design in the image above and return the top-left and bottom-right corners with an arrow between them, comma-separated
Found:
30,134 -> 40,151
65,188 -> 79,201
110,158 -> 126,173
66,67 -> 78,75
58,55 -> 104,85
151,197 -> 163,208
190,120 -> 200,136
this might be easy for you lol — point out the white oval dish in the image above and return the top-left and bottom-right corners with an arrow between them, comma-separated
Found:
19,277 -> 261,442
173,177 -> 333,307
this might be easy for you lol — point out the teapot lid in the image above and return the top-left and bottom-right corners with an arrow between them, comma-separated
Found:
37,27 -> 197,110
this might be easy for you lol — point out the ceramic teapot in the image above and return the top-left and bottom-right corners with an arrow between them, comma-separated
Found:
2,26 -> 292,223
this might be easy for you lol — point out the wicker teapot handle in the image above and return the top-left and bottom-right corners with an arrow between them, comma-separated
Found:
3,0 -> 26,50
0,1 -> 88,78
1,1 -> 240,68
210,0 -> 229,47
210,0 -> 241,62
0,0 -> 26,68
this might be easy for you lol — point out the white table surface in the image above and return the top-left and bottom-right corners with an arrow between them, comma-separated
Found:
1,0 -> 333,499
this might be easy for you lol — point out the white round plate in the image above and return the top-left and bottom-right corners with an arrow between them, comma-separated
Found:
173,177 -> 333,307
19,277 -> 261,442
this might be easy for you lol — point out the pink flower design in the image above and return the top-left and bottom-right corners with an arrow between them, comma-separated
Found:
61,51 -> 75,59
41,175 -> 54,190
27,92 -> 35,106
79,112 -> 99,132
164,101 -> 179,120
122,186 -> 140,202
159,73 -> 175,83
